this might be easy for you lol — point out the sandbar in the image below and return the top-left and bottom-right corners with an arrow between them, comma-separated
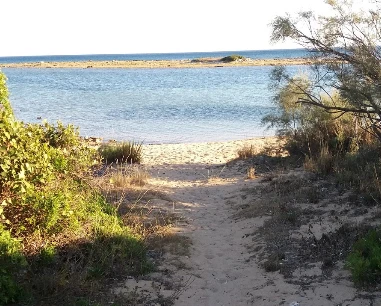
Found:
0,57 -> 319,69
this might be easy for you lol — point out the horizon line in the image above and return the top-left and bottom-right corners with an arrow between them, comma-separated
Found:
0,47 -> 306,59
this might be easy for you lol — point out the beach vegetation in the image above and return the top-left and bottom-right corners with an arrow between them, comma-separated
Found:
190,58 -> 205,63
237,144 -> 256,159
94,163 -> 150,189
220,54 -> 246,62
0,72 -> 151,305
98,141 -> 143,164
346,229 -> 381,285
270,0 -> 381,140
268,0 -> 381,287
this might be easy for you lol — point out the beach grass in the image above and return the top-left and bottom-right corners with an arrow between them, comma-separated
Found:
98,141 -> 143,164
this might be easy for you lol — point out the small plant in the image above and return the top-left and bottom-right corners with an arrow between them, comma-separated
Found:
110,165 -> 150,187
237,144 -> 256,159
247,166 -> 256,179
304,145 -> 335,175
0,226 -> 26,305
263,252 -> 285,272
220,54 -> 246,62
98,141 -> 143,164
346,229 -> 381,285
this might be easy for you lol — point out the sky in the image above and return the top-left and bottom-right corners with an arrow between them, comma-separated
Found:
1,0 -> 332,57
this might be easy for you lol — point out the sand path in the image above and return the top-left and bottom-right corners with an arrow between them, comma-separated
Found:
142,138 -> 307,306
138,138 -> 381,306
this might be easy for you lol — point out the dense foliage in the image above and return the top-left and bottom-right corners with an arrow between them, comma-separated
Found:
267,0 -> 381,286
271,0 -> 381,140
346,229 -> 381,285
220,54 -> 246,62
0,72 -> 149,305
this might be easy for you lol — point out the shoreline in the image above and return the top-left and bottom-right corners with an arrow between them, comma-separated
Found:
142,136 -> 281,166
84,136 -> 278,148
0,57 -> 319,69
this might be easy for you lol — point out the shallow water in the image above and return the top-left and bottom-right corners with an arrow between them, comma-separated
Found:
3,65 -> 307,144
0,49 -> 308,63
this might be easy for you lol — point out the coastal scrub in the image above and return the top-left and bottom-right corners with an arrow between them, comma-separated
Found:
0,72 -> 150,305
220,54 -> 246,62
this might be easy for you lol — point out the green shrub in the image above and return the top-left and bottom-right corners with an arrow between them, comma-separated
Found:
42,120 -> 80,149
0,226 -> 26,305
98,141 -> 143,164
220,54 -> 246,62
0,71 -> 150,304
263,75 -> 375,176
265,70 -> 381,286
346,229 -> 381,285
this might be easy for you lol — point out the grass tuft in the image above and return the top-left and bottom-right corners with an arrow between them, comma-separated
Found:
98,141 -> 143,164
237,144 -> 256,159
110,165 -> 150,187
247,166 -> 256,179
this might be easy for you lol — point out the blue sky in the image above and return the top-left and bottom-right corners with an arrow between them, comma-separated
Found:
2,0 -> 331,56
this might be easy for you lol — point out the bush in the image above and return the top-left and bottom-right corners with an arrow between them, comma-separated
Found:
263,75 -> 375,173
265,70 -> 381,286
220,54 -> 246,62
0,72 -> 150,304
0,226 -> 26,305
98,141 -> 143,164
335,144 -> 381,199
346,229 -> 381,285
237,144 -> 256,159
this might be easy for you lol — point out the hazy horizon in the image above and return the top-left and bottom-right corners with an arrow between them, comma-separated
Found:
1,1 -> 331,57
0,47 -> 307,59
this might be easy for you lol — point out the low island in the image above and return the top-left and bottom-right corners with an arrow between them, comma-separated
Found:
0,56 -> 319,69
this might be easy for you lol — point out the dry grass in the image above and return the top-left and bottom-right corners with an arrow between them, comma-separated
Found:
111,165 -> 150,187
237,144 -> 257,159
247,166 -> 256,179
85,161 -> 192,305
91,162 -> 191,259
93,163 -> 150,190
304,145 -> 335,175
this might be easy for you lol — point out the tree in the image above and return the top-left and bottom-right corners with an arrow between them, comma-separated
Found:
270,0 -> 381,139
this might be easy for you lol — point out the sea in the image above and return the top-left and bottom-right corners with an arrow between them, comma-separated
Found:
0,49 -> 309,144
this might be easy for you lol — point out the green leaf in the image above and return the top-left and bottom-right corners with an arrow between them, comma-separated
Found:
18,169 -> 25,179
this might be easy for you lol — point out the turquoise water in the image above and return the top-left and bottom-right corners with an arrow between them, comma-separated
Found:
2,50 -> 308,144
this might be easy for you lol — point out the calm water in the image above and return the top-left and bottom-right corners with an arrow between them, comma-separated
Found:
0,49 -> 308,64
1,50 -> 308,144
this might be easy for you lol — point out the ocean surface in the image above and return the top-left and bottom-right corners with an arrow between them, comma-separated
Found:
0,49 -> 308,64
1,49 -> 309,144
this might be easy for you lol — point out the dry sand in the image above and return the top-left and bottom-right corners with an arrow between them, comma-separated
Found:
0,57 -> 320,69
114,137 -> 380,305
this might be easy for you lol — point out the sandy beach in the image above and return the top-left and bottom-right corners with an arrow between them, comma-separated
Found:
113,137 -> 381,305
0,57 -> 319,69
